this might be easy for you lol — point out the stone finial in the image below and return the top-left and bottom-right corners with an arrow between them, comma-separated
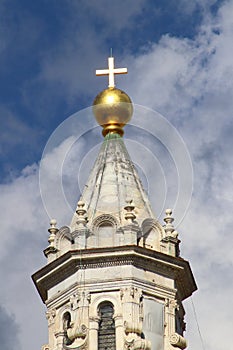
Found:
44,219 -> 59,258
124,199 -> 136,223
76,200 -> 87,228
48,218 -> 58,231
163,209 -> 179,240
48,219 -> 59,247
164,208 -> 174,223
164,209 -> 175,235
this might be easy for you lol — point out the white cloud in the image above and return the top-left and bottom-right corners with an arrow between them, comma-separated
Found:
123,1 -> 233,349
0,164 -> 48,349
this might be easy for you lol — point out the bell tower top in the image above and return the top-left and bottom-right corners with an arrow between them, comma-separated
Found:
32,55 -> 197,350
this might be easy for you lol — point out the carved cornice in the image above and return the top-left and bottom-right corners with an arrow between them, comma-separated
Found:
32,245 -> 197,303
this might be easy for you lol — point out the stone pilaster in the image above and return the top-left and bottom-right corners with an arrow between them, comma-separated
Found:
89,317 -> 99,350
114,313 -> 124,350
66,290 -> 91,347
121,287 -> 151,350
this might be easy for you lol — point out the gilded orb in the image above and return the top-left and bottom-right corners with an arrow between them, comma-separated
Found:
93,87 -> 133,137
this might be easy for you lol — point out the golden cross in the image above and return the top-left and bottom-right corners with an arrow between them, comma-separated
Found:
96,57 -> 127,88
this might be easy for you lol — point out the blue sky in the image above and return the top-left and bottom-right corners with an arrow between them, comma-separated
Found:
0,0 -> 220,180
0,1 -> 232,349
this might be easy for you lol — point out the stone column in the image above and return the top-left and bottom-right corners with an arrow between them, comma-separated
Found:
89,317 -> 99,350
114,314 -> 123,350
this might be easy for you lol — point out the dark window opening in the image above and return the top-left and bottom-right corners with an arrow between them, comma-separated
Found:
175,310 -> 185,336
63,311 -> 72,345
98,302 -> 116,350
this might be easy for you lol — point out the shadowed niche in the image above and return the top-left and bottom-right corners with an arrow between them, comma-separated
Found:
98,302 -> 116,350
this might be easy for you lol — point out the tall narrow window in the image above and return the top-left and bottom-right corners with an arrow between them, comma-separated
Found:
98,302 -> 116,350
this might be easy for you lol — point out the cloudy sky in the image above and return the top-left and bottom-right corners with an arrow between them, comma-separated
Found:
0,1 -> 232,349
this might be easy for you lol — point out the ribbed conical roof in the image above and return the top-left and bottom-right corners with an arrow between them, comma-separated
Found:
70,133 -> 155,231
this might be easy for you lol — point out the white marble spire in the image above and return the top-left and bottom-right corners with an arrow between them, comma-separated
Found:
70,133 -> 155,232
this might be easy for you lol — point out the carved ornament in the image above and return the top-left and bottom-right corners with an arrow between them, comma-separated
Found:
92,214 -> 118,229
169,333 -> 187,349
41,345 -> 49,350
46,309 -> 56,325
124,334 -> 151,350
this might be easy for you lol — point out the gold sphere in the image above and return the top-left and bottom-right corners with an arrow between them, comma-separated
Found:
93,87 -> 133,137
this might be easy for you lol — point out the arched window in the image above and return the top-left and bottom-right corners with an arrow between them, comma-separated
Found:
98,302 -> 116,350
93,215 -> 118,247
98,222 -> 114,246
